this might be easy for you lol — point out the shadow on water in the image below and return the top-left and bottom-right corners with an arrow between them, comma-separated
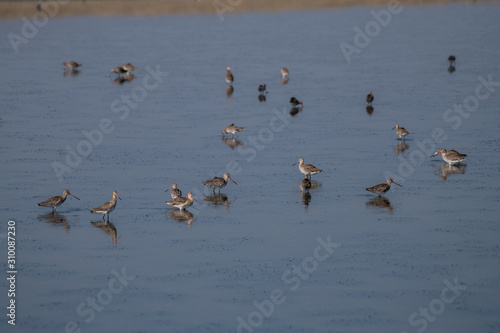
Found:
204,193 -> 232,209
226,85 -> 234,100
366,106 -> 374,116
38,212 -> 70,231
221,137 -> 244,149
395,141 -> 409,155
167,209 -> 195,227
110,74 -> 135,85
435,163 -> 467,180
91,221 -> 118,246
366,196 -> 393,213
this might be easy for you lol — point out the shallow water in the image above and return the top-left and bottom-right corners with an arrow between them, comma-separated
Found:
1,3 -> 500,333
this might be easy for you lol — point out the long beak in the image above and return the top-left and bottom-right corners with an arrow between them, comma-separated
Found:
229,177 -> 238,185
292,161 -> 299,166
116,194 -> 122,200
393,182 -> 402,187
392,126 -> 396,130
430,151 -> 440,157
69,193 -> 80,200
165,185 -> 173,192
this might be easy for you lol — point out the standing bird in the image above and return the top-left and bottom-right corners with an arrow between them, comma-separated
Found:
37,190 -> 80,212
293,158 -> 322,179
225,67 -> 234,85
448,55 -> 456,66
299,175 -> 312,191
366,178 -> 402,196
258,84 -> 267,93
431,148 -> 467,165
290,97 -> 303,107
203,173 -> 237,192
366,91 -> 374,106
392,123 -> 409,140
166,192 -> 196,211
166,183 -> 182,199
281,67 -> 289,77
110,63 -> 136,75
91,190 -> 121,221
63,61 -> 82,70
222,124 -> 244,138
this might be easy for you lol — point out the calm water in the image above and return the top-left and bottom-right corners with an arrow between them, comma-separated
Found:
1,3 -> 500,333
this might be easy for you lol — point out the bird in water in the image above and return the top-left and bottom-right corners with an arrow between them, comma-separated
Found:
166,192 -> 196,211
222,124 -> 244,138
281,67 -> 289,77
258,84 -> 267,93
166,183 -> 182,199
203,173 -> 237,192
293,158 -> 322,179
63,61 -> 82,70
392,123 -> 409,140
225,67 -> 234,85
290,97 -> 303,107
110,63 -> 136,75
91,190 -> 121,221
431,148 -> 467,165
366,91 -> 374,106
366,178 -> 402,196
37,190 -> 80,212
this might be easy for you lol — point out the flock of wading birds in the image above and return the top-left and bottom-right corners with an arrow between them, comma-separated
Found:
38,58 -> 467,220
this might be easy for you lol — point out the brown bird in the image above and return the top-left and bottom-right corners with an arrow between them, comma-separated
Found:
203,173 -> 237,192
63,61 -> 82,70
110,63 -> 136,75
166,192 -> 196,210
366,91 -> 374,106
225,67 -> 234,85
431,148 -> 467,165
366,178 -> 402,196
37,190 -> 80,212
290,97 -> 303,107
166,183 -> 182,199
222,123 -> 244,137
392,123 -> 409,140
448,55 -> 456,65
293,158 -> 322,179
91,190 -> 121,221
281,67 -> 289,77
258,84 -> 267,93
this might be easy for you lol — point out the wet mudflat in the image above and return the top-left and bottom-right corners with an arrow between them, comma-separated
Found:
0,3 -> 500,333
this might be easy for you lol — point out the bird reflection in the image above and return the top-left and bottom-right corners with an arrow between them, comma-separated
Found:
436,163 -> 466,180
258,94 -> 266,102
290,107 -> 303,117
299,180 -> 322,210
281,76 -> 289,85
366,106 -> 374,116
301,191 -> 312,209
222,136 -> 244,149
204,193 -> 231,209
63,69 -> 80,77
111,74 -> 135,85
91,221 -> 117,246
38,212 -> 70,231
366,196 -> 393,212
226,85 -> 234,100
168,209 -> 195,227
395,141 -> 409,155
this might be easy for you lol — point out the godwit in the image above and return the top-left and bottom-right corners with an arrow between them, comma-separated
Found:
281,67 -> 289,77
431,148 -> 467,165
366,91 -> 374,106
258,84 -> 267,93
166,192 -> 196,210
222,123 -> 244,137
366,178 -> 402,196
63,61 -> 82,70
165,183 -> 182,199
299,175 -> 312,191
91,190 -> 121,221
203,173 -> 237,192
110,63 -> 136,75
448,55 -> 456,65
37,190 -> 80,212
225,67 -> 234,85
290,97 -> 303,107
392,123 -> 409,140
293,158 -> 322,179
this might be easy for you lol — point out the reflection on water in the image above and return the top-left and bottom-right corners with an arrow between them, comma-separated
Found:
204,193 -> 231,209
63,69 -> 80,77
395,141 -> 409,155
290,106 -> 303,117
258,94 -> 266,102
222,137 -> 244,149
436,163 -> 466,180
168,209 -> 194,227
91,221 -> 118,246
299,180 -> 322,210
366,196 -> 393,212
226,85 -> 234,100
38,212 -> 70,231
448,64 -> 456,73
111,74 -> 135,85
301,191 -> 312,210
281,76 -> 289,85
366,106 -> 374,116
